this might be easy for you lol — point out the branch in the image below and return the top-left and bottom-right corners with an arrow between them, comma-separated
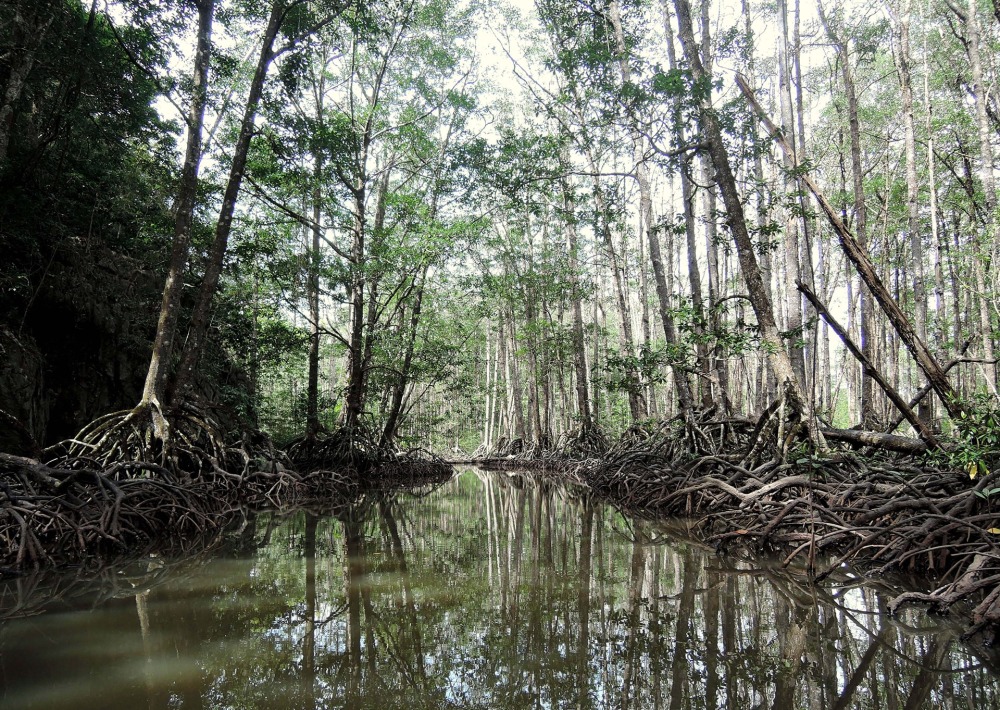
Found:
798,280 -> 939,448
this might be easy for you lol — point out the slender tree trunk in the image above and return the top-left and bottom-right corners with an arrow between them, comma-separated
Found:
497,321 -> 510,439
585,153 -> 645,420
173,0 -> 284,400
562,176 -> 594,431
923,22 -> 945,418
818,0 -> 878,427
738,0 -> 776,410
524,295 -> 543,444
380,266 -> 428,448
793,0 -> 818,406
892,0 -> 930,423
306,155 -> 323,437
673,0 -> 816,433
360,169 -> 391,414
507,312 -> 527,440
703,175 -> 732,413
482,326 -> 494,449
669,0 -> 708,405
140,0 -> 214,423
737,75 -> 968,421
777,0 -> 807,386
0,2 -> 58,165
958,0 -> 997,389
343,175 -> 368,432
696,1 -> 732,412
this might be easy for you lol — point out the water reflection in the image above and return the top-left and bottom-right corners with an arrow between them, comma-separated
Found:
1,468 -> 998,708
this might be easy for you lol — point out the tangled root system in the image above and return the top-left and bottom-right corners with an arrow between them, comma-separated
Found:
53,402 -> 228,477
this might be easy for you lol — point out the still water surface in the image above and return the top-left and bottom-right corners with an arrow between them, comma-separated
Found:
1,468 -> 999,709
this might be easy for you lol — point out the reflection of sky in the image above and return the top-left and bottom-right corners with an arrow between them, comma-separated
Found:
1,470 -> 998,709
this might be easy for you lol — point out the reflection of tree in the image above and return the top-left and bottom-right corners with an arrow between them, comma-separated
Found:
621,524 -> 647,709
576,496 -> 593,710
4,470 -> 1000,708
302,513 -> 317,706
668,540 -> 696,710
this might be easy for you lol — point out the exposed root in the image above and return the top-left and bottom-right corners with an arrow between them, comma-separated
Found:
0,451 -> 226,568
473,408 -> 753,471
52,401 -> 228,477
552,429 -> 1000,637
287,423 -> 395,471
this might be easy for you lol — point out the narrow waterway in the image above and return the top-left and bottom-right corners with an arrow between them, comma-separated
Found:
1,468 -> 997,708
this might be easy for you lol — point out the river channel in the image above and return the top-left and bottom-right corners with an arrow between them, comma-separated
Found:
1,468 -> 998,708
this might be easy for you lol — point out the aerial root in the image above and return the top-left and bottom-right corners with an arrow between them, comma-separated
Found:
465,402 -> 1000,637
558,445 -> 1000,636
287,423 -> 394,471
49,401 -> 231,479
0,421 -> 456,571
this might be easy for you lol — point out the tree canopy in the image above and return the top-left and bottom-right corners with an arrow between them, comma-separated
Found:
3,0 -> 1000,465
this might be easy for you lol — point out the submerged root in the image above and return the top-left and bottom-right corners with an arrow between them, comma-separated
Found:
567,440 -> 1000,636
0,451 -> 231,569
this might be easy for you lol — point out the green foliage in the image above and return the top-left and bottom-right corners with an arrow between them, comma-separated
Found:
597,342 -> 678,397
0,1 -> 176,315
944,394 -> 1000,480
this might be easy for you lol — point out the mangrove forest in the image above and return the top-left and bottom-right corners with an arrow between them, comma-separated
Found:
4,0 -> 1000,705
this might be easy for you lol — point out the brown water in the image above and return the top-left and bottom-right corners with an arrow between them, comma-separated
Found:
0,468 -> 997,709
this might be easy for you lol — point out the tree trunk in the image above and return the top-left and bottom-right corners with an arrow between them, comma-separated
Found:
965,0 -> 998,387
672,0 -> 816,433
140,0 -> 214,422
306,154 -> 323,437
360,169 -> 391,418
0,1 -> 58,165
737,75 -> 968,421
892,0 -> 930,423
506,312 -> 527,441
799,282 -> 937,446
343,177 -> 368,432
173,0 -> 284,400
585,152 -> 645,420
777,0 -> 807,387
380,266 -> 428,448
561,176 -> 594,431
817,0 -> 878,427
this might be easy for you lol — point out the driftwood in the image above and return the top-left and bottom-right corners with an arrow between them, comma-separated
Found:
819,427 -> 929,454
883,339 -> 973,433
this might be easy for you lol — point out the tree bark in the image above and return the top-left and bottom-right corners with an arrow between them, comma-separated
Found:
0,1 -> 58,165
380,265 -> 428,448
777,0 -> 807,387
174,0 -> 285,400
954,0 -> 997,391
817,0 -> 878,427
306,153 -> 323,437
140,0 -> 214,419
892,0 -> 931,423
561,174 -> 594,430
798,281 -> 938,446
